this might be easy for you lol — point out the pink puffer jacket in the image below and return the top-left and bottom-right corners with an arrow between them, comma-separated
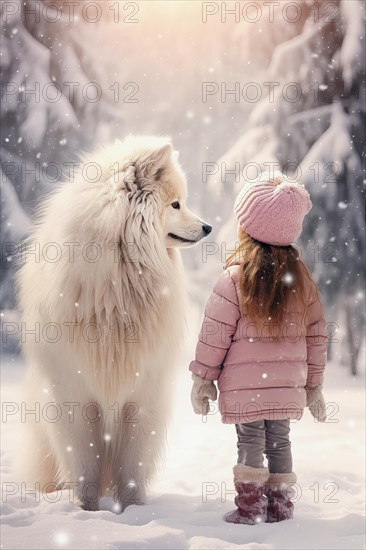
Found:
189,265 -> 327,423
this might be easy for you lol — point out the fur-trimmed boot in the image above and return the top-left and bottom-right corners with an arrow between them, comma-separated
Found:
224,464 -> 269,525
265,472 -> 297,523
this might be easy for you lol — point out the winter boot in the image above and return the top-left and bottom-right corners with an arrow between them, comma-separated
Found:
224,464 -> 269,525
265,472 -> 297,523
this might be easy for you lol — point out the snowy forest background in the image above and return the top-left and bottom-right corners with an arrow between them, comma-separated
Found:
1,0 -> 365,375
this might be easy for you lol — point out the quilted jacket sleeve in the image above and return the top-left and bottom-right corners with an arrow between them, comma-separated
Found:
189,269 -> 241,380
306,286 -> 328,388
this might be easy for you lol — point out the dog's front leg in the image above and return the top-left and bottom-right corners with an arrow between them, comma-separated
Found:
54,401 -> 103,511
112,418 -> 148,512
111,381 -> 170,512
112,394 -> 166,512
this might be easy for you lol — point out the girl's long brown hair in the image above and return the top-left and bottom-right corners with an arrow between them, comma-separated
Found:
225,227 -> 315,336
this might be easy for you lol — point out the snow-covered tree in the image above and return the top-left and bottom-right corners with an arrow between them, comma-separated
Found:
0,0 -> 120,307
210,0 -> 365,374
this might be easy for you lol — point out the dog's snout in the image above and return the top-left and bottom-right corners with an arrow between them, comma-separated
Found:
202,223 -> 212,235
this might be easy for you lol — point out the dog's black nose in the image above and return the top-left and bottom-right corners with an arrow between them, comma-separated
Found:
202,223 -> 212,235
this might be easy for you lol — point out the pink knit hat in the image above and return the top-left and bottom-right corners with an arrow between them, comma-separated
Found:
234,171 -> 312,246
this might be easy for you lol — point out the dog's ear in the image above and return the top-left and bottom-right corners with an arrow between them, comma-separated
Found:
135,142 -> 173,183
153,143 -> 173,165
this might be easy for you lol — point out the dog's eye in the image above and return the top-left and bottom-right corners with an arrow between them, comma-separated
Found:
171,201 -> 180,209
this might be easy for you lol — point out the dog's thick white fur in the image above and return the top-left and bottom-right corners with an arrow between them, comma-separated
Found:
16,136 -> 211,511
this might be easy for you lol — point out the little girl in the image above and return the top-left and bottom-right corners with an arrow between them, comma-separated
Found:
189,172 -> 328,525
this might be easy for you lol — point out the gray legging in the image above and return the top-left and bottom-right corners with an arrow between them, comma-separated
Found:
236,419 -> 292,473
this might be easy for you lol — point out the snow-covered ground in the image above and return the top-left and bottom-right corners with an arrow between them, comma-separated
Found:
1,317 -> 365,550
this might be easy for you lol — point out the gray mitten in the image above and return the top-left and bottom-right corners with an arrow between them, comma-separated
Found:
305,385 -> 327,422
191,374 -> 217,415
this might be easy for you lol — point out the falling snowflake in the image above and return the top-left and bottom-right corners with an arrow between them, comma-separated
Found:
282,273 -> 294,285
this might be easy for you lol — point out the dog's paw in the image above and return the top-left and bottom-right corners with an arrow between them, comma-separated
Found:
115,482 -> 146,513
78,497 -> 100,512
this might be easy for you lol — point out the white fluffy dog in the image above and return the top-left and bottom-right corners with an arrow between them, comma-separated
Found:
17,136 -> 212,511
